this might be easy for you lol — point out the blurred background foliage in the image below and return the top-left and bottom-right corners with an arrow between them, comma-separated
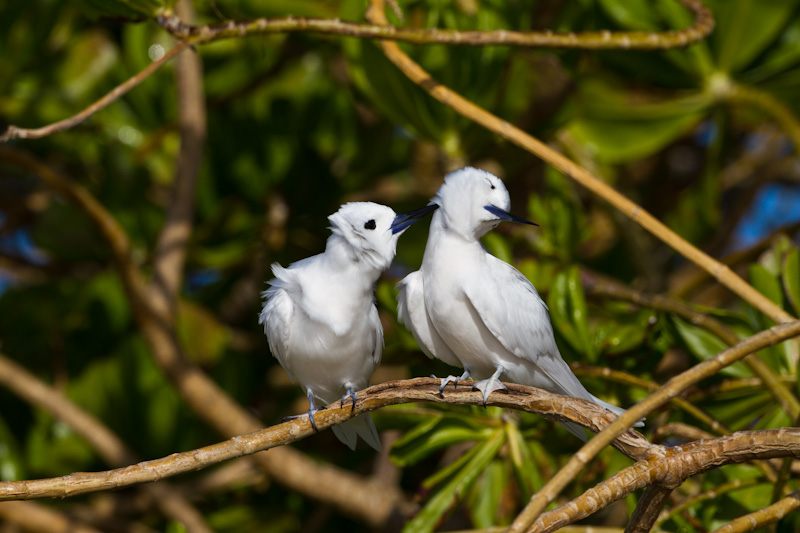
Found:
1,0 -> 800,532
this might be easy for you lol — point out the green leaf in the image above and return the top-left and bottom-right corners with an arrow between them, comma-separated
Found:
783,247 -> 800,316
548,267 -> 595,361
672,316 -> 752,378
77,0 -> 165,19
749,263 -> 784,309
467,460 -> 507,528
0,414 -> 25,481
391,415 -> 490,468
402,429 -> 505,533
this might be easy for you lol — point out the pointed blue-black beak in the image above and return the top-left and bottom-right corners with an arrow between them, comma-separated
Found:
391,204 -> 439,234
484,205 -> 538,226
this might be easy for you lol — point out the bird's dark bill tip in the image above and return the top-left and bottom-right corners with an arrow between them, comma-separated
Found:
484,204 -> 538,226
391,203 -> 439,234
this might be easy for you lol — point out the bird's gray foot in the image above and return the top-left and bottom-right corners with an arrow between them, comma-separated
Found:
472,366 -> 507,407
433,369 -> 471,398
282,389 -> 320,432
341,384 -> 357,412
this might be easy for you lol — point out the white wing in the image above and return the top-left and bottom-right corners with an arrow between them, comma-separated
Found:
462,255 -> 594,401
397,271 -> 462,368
259,266 -> 296,380
367,300 -> 384,365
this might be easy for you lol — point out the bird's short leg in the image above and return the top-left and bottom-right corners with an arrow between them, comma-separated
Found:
283,389 -> 320,432
472,365 -> 507,407
341,383 -> 357,412
433,368 -> 471,398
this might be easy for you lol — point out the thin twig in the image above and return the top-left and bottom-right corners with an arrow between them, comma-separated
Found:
157,0 -> 713,50
0,42 -> 190,142
365,0 -> 795,328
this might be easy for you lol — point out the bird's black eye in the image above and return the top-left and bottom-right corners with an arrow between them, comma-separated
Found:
364,219 -> 376,230
490,184 -> 495,190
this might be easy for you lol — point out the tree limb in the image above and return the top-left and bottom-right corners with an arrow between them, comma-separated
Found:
157,0 -> 713,50
0,377 -> 652,501
709,490 -> 800,533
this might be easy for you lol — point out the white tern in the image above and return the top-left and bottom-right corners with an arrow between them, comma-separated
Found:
397,167 -> 638,439
260,201 -> 437,451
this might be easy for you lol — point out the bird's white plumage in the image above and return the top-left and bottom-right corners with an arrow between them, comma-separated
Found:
260,202 -> 403,451
397,167 -> 636,439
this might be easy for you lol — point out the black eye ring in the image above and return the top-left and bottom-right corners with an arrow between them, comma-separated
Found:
364,219 -> 376,230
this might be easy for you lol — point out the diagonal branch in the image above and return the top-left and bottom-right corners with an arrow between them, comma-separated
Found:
624,485 -> 674,533
157,0 -> 713,50
0,42 -> 190,143
0,377 -> 653,501
365,0 -> 794,328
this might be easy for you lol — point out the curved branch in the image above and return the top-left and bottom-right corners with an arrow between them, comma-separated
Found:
0,42 -> 190,143
158,0 -> 713,50
0,501 -> 102,533
365,1 -> 794,328
528,428 -> 800,533
0,377 -> 652,501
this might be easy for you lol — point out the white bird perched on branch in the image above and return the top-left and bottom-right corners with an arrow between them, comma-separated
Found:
397,167 -> 639,439
260,201 -> 437,451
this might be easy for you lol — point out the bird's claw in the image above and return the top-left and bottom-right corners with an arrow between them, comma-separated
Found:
341,386 -> 357,413
472,366 -> 506,407
282,408 -> 320,432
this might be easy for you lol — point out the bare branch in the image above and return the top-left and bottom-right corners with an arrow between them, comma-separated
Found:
0,42 -> 190,143
365,0 -> 794,328
528,428 -> 800,533
149,0 -> 207,320
624,486 -> 673,533
157,0 -> 713,50
0,377 -> 652,501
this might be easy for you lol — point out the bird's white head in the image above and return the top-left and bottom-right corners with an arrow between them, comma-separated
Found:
431,167 -> 537,241
327,202 -> 402,272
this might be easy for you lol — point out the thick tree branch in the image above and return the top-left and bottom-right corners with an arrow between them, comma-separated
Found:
157,0 -> 712,50
507,319 -> 800,533
149,0 -> 207,320
365,0 -> 794,328
528,428 -> 800,533
624,485 -> 674,533
0,501 -> 102,533
0,352 -> 212,533
0,377 -> 651,501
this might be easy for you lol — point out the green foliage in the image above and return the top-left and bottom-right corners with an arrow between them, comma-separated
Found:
1,0 -> 800,531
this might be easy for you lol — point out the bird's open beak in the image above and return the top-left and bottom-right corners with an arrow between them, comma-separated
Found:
391,204 -> 439,234
484,205 -> 538,226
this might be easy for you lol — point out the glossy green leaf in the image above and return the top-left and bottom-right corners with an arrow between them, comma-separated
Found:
672,317 -> 752,378
467,460 -> 507,528
783,247 -> 800,315
749,263 -> 784,309
402,429 -> 505,533
548,267 -> 595,361
391,415 -> 490,468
